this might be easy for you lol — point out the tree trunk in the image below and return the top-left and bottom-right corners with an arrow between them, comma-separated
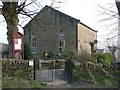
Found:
2,2 -> 18,58
112,53 -> 116,63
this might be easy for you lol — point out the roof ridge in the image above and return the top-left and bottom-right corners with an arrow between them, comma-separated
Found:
24,5 -> 97,32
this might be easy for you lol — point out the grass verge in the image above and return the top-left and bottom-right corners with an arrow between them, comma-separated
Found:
2,76 -> 47,88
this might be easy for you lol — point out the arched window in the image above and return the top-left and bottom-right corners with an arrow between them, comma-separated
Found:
58,30 -> 65,55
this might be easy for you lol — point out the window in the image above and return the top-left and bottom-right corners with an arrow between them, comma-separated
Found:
31,36 -> 37,53
58,32 -> 65,40
58,31 -> 65,54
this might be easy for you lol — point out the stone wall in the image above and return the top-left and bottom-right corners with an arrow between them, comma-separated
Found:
2,59 -> 34,79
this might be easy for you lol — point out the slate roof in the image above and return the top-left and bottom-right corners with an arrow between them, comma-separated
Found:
24,5 -> 97,32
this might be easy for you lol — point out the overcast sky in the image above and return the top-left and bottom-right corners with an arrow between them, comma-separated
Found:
0,0 -> 118,49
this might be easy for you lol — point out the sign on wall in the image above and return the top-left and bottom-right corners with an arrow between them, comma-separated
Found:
29,60 -> 33,66
14,38 -> 22,50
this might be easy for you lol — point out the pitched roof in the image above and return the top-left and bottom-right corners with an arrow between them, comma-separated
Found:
24,5 -> 97,32
46,5 -> 97,32
79,22 -> 97,32
44,5 -> 79,21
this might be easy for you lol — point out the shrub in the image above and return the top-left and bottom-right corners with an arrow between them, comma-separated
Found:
73,67 -> 93,83
24,43 -> 33,60
74,50 -> 91,63
62,49 -> 74,60
89,54 -> 97,64
41,61 -> 54,69
96,52 -> 113,65
42,51 -> 54,59
55,60 -> 65,69
94,75 -> 118,87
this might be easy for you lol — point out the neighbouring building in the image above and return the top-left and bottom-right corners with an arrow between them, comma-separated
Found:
24,5 -> 97,59
0,43 -> 8,58
97,49 -> 104,53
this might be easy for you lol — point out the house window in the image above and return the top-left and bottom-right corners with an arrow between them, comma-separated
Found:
31,36 -> 37,53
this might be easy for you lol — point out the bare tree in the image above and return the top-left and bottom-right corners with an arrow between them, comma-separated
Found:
89,40 -> 97,54
0,0 -> 64,58
115,0 -> 120,60
98,0 -> 120,60
107,38 -> 117,62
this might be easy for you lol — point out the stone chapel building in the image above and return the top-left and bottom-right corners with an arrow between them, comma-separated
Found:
24,5 -> 97,59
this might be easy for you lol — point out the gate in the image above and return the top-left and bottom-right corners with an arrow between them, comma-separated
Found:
35,60 -> 54,82
35,60 -> 66,82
